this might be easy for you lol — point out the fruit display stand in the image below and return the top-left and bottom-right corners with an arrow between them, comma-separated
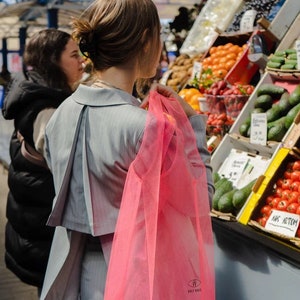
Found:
211,11 -> 300,297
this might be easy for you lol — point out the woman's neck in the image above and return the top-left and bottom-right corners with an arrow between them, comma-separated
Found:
95,66 -> 136,94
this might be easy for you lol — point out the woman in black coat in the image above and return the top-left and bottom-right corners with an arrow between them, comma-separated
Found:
2,28 -> 84,294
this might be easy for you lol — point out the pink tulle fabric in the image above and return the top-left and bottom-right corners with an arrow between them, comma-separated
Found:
104,91 -> 215,299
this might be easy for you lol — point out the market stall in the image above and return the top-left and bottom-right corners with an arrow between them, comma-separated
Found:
162,0 -> 300,298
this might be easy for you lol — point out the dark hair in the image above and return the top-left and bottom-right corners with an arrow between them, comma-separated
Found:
23,29 -> 72,92
72,0 -> 161,71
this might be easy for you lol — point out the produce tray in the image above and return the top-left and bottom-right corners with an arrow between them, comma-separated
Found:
237,147 -> 290,225
212,218 -> 300,269
266,67 -> 300,81
249,220 -> 300,248
229,72 -> 300,139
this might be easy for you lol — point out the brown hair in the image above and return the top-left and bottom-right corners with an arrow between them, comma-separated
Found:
72,0 -> 161,72
23,29 -> 72,93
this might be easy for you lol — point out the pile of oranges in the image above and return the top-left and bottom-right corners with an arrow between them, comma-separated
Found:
178,88 -> 203,112
202,42 -> 248,79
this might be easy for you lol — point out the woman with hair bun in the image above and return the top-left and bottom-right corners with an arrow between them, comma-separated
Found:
41,0 -> 215,299
2,28 -> 84,296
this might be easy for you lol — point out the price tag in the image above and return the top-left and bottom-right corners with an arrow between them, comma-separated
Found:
296,40 -> 300,70
192,62 -> 202,81
265,210 -> 300,238
217,150 -> 250,186
240,10 -> 257,33
250,113 -> 267,145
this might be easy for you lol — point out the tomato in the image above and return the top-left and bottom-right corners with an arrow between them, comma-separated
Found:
282,179 -> 293,190
266,195 -> 275,205
277,200 -> 289,211
291,181 -> 300,191
284,171 -> 292,179
292,160 -> 300,171
270,197 -> 281,208
291,171 -> 300,181
288,191 -> 300,204
296,227 -> 300,238
276,178 -> 283,188
281,189 -> 292,200
287,202 -> 299,214
296,206 -> 300,215
257,216 -> 268,227
260,205 -> 273,217
274,187 -> 283,198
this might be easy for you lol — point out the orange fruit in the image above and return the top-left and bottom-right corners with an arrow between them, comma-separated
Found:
184,88 -> 201,102
209,46 -> 217,55
190,94 -> 201,106
226,52 -> 237,60
225,59 -> 236,70
228,45 -> 241,55
213,68 -> 228,78
223,42 -> 234,50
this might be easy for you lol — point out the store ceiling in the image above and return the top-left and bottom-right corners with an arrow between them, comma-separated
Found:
0,0 -> 198,39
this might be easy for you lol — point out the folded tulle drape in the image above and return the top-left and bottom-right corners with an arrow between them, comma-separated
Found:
104,91 -> 215,299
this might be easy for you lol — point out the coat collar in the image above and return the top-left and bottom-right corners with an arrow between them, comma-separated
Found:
72,84 -> 141,107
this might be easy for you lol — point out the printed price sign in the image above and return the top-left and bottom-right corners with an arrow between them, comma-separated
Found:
250,113 -> 267,145
296,40 -> 300,70
192,62 -> 202,80
240,10 -> 257,33
265,210 -> 300,238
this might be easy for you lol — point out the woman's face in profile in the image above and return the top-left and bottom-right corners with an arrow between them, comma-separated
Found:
60,38 -> 85,89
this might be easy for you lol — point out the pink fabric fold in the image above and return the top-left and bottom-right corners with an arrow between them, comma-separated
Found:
104,91 -> 215,299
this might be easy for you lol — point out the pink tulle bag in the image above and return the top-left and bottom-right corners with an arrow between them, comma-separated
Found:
104,91 -> 215,299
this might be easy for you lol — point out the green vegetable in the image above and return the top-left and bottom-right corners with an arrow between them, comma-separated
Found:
266,105 -> 282,122
276,92 -> 291,114
254,94 -> 273,110
256,84 -> 286,98
267,61 -> 282,69
269,55 -> 285,64
285,102 -> 300,129
286,48 -> 296,55
288,53 -> 297,60
213,172 -> 221,184
212,178 -> 233,211
218,189 -> 237,213
274,50 -> 286,57
267,123 -> 287,141
239,123 -> 250,137
232,179 -> 257,210
281,64 -> 296,70
289,84 -> 300,106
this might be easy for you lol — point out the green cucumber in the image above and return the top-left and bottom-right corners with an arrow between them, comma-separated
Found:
289,84 -> 300,106
254,94 -> 273,110
212,179 -> 233,211
232,179 -> 257,210
286,48 -> 296,55
267,123 -> 287,141
281,64 -> 296,70
269,55 -> 285,64
267,61 -> 282,69
218,189 -> 237,213
285,102 -> 300,129
256,84 -> 286,98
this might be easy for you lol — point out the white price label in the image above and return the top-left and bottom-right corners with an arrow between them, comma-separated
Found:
265,210 -> 300,238
192,62 -> 202,80
240,10 -> 257,33
250,113 -> 267,145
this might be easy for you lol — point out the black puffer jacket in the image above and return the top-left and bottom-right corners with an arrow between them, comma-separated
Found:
2,71 -> 70,288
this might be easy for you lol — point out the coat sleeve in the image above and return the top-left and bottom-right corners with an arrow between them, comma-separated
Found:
189,114 -> 215,206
